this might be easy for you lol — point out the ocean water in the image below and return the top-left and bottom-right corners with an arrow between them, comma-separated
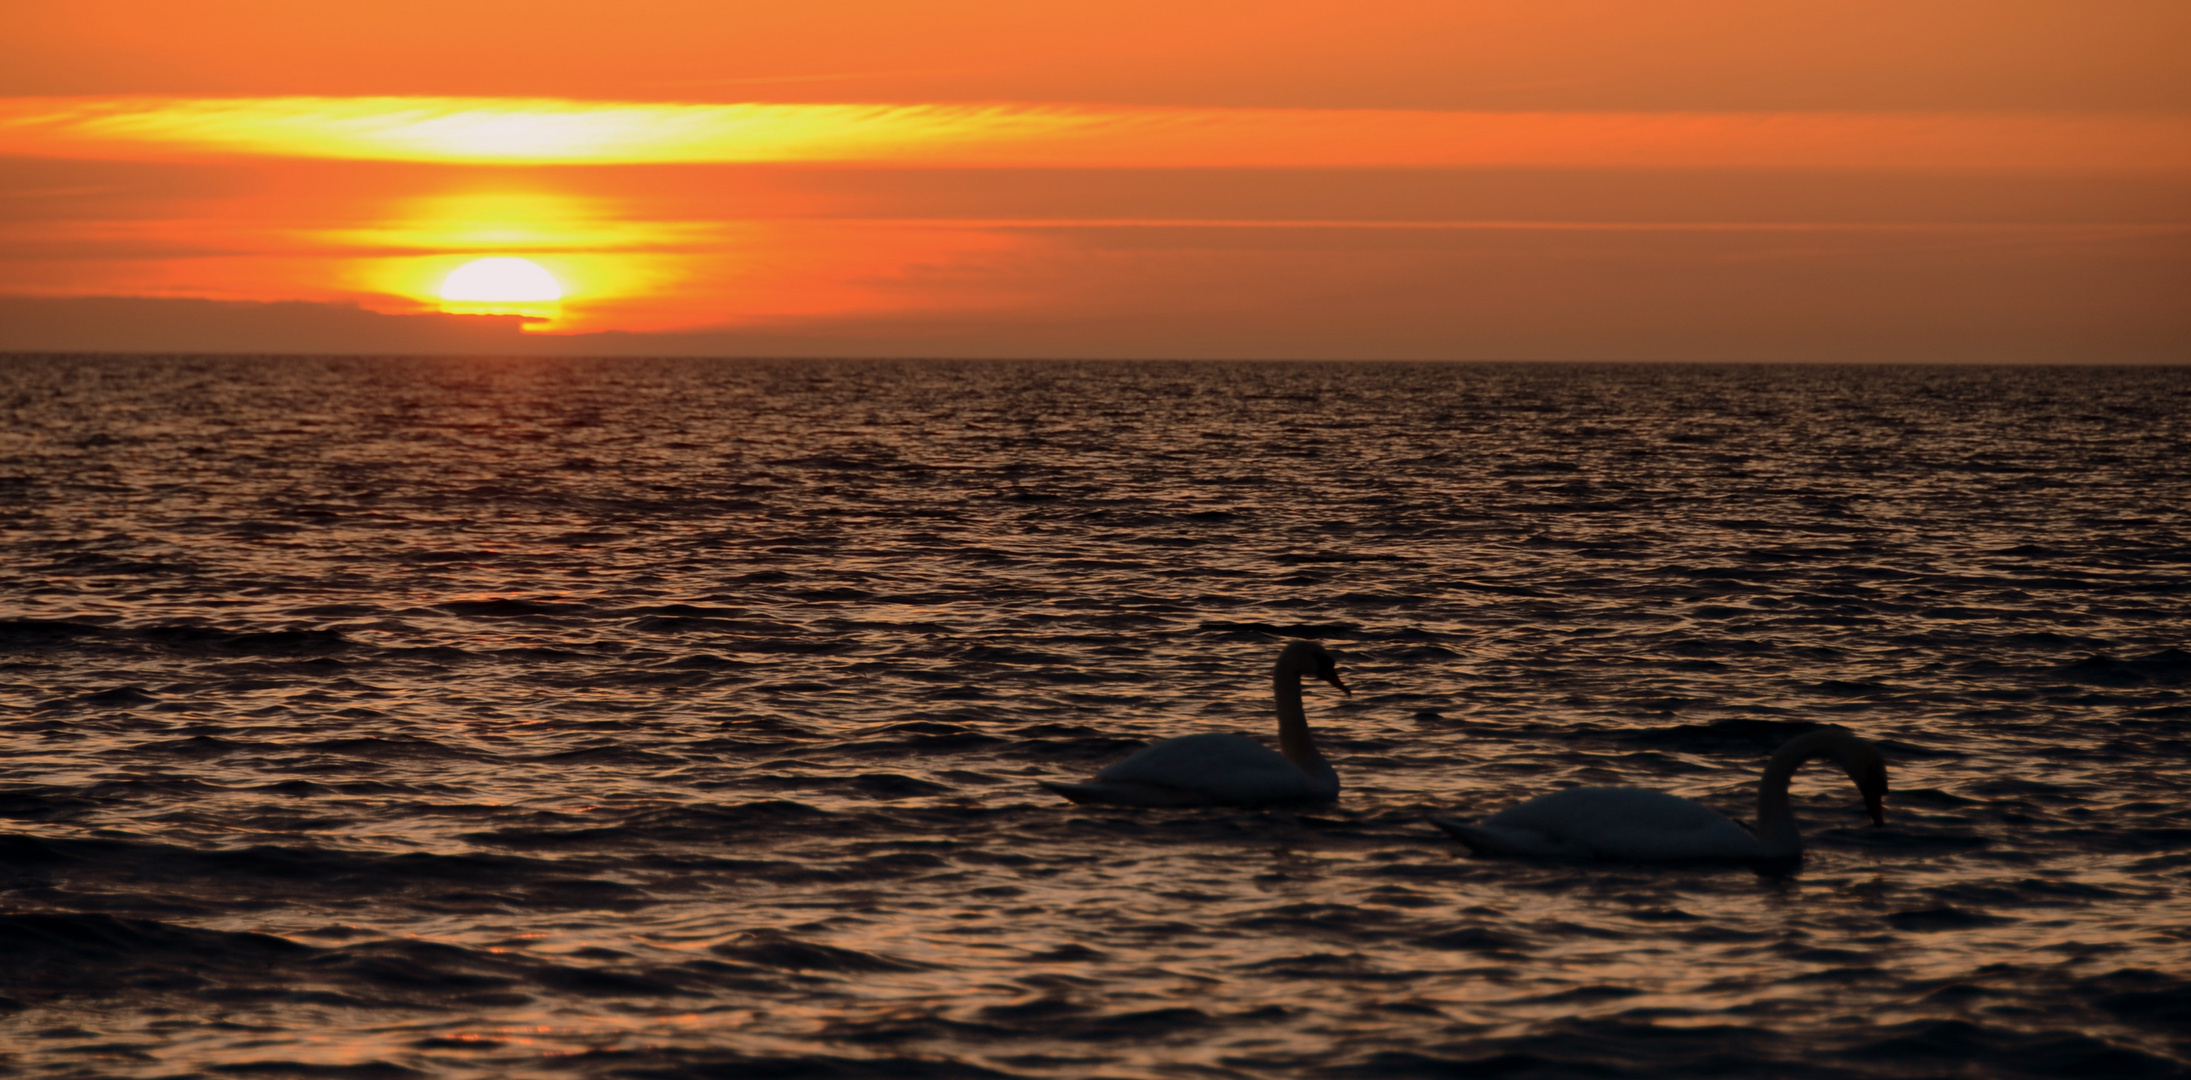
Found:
2,355 -> 2188,1079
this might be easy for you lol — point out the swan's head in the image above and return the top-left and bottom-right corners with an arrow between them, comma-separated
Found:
1847,743 -> 1888,826
1280,641 -> 1350,695
1313,648 -> 1351,696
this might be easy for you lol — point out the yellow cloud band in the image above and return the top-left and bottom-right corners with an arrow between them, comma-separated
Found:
3,96 -> 2189,171
0,97 -> 1083,165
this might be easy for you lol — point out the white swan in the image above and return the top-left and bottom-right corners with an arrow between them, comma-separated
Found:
1039,641 -> 1350,807
1430,727 -> 1886,861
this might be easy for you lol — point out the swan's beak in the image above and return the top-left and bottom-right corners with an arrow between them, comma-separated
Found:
1865,792 -> 1886,826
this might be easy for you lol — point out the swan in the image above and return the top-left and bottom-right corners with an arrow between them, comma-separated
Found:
1429,726 -> 1886,861
1039,641 -> 1350,807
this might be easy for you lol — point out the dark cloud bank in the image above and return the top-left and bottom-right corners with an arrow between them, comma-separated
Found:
3,294 -> 2186,362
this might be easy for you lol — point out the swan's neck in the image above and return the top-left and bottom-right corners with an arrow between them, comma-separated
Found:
1272,666 -> 1332,781
1754,753 -> 1808,858
1754,729 -> 1871,858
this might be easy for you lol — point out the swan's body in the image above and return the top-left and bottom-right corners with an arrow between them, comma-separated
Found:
1431,728 -> 1887,862
1041,642 -> 1348,807
1433,787 -> 1779,861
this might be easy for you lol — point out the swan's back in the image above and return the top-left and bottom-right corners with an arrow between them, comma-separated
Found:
1087,732 -> 1329,805
1441,786 -> 1767,861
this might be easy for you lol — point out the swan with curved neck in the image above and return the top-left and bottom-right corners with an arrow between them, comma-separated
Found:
1430,727 -> 1886,861
1039,641 -> 1350,807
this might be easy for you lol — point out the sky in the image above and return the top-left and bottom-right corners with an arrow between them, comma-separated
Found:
1,0 -> 2186,360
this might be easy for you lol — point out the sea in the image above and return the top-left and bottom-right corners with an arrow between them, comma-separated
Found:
1,355 -> 2187,1079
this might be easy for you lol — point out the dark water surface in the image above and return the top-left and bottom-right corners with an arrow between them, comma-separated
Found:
3,356 -> 2189,1078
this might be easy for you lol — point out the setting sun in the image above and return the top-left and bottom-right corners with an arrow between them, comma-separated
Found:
439,256 -> 562,302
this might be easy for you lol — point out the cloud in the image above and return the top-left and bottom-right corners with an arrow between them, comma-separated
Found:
0,296 -> 534,355
4,97 -> 2188,171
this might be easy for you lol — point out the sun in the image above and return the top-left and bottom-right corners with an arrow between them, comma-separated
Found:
440,256 -> 562,302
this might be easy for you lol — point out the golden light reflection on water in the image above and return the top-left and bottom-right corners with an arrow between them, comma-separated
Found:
2,359 -> 2185,1075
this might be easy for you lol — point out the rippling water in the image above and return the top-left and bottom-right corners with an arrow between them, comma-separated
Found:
2,356 -> 2188,1079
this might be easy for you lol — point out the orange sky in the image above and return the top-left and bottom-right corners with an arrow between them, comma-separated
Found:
1,0 -> 2185,360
